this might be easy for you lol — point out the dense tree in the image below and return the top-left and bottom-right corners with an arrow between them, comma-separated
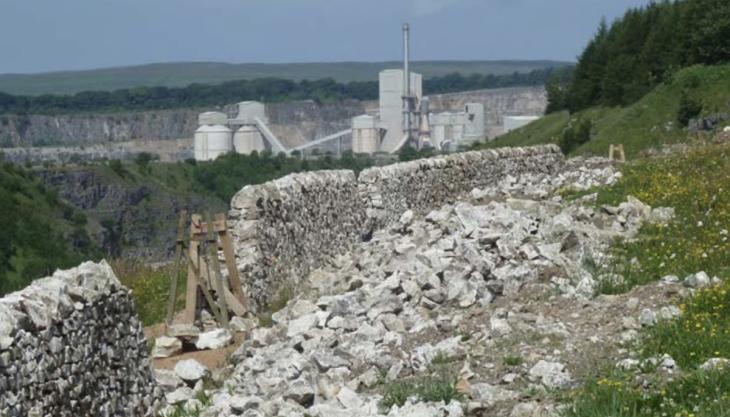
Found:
551,0 -> 730,113
0,163 -> 99,294
0,69 -> 561,115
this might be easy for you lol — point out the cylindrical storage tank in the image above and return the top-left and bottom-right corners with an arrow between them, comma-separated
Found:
464,103 -> 485,140
352,115 -> 379,154
194,125 -> 214,161
233,125 -> 266,155
236,101 -> 268,124
195,125 -> 232,161
206,125 -> 233,160
198,111 -> 228,126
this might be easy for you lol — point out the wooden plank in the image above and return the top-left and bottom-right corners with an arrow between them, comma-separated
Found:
223,287 -> 247,317
183,214 -> 206,324
199,250 -> 225,326
205,212 -> 230,329
165,210 -> 187,325
216,213 -> 248,311
180,247 -> 222,324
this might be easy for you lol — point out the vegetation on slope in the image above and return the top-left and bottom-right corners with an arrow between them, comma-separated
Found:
0,69 -> 558,115
0,150 -> 377,297
0,60 -> 571,96
0,162 -> 98,294
592,143 -> 730,294
549,0 -> 730,113
563,142 -> 730,417
480,64 -> 730,157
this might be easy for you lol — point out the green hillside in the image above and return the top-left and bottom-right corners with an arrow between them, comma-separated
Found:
0,162 -> 99,293
0,60 -> 571,96
480,64 -> 730,157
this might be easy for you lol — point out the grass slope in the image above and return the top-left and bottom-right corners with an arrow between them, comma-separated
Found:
563,143 -> 730,417
0,162 -> 99,293
480,64 -> 730,158
0,60 -> 571,96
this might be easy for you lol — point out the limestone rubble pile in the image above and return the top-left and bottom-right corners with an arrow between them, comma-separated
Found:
230,145 -> 564,311
0,261 -> 161,417
175,158 -> 676,417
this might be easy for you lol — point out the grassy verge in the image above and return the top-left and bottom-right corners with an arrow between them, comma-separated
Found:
566,280 -> 730,417
112,260 -> 186,326
378,357 -> 464,411
567,368 -> 730,417
586,143 -> 730,293
563,143 -> 730,417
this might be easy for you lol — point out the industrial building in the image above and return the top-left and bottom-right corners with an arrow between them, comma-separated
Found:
193,24 -> 494,161
503,115 -> 541,134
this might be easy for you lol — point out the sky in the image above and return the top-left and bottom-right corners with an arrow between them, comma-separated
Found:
0,0 -> 653,74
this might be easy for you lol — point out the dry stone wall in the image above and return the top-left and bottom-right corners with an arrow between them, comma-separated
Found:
229,170 -> 365,311
0,261 -> 160,417
229,145 -> 563,311
360,145 -> 563,230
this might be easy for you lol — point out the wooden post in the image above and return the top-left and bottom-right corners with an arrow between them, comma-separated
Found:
215,213 -> 248,309
183,214 -> 203,324
205,212 -> 230,329
609,144 -> 626,163
165,211 -> 187,325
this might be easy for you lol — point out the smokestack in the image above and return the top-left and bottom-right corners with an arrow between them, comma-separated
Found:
403,23 -> 411,142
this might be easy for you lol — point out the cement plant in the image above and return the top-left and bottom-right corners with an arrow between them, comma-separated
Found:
3,0 -> 728,416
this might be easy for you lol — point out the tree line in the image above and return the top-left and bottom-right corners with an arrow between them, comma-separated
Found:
547,0 -> 730,113
0,69 -> 560,115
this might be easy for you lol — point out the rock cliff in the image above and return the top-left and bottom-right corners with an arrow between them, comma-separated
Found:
0,87 -> 545,150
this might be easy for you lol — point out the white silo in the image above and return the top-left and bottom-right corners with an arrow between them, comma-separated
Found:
352,115 -> 379,154
452,112 -> 466,143
233,125 -> 266,155
378,69 -> 422,152
198,111 -> 228,126
195,124 -> 232,161
194,125 -> 213,161
430,113 -> 446,149
464,103 -> 485,141
235,101 -> 268,124
503,116 -> 541,133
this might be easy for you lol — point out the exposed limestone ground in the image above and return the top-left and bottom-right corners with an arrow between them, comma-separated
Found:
157,157 -> 683,417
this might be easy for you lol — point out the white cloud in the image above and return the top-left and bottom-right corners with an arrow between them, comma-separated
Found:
411,0 -> 463,16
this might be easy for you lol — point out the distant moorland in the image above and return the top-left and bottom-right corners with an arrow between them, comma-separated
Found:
0,60 -> 571,96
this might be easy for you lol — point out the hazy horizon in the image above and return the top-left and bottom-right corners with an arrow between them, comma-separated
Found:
0,0 -> 651,74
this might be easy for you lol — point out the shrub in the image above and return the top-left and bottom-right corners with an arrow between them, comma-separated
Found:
111,260 -> 184,326
559,119 -> 593,154
677,91 -> 703,127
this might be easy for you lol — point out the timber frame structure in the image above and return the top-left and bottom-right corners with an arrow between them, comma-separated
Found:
165,211 -> 248,331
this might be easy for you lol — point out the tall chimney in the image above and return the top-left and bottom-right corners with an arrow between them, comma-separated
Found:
403,23 -> 411,142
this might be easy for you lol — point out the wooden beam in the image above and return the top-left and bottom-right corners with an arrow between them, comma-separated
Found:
166,210 -> 187,325
216,213 -> 248,311
183,214 -> 202,324
223,287 -> 248,317
206,212 -> 230,329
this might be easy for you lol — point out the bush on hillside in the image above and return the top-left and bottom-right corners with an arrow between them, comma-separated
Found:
677,90 -> 703,127
559,119 -> 593,154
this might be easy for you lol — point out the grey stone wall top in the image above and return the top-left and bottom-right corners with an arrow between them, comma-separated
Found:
0,260 -> 120,346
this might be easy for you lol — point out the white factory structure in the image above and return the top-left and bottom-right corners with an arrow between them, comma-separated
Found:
503,115 -> 541,134
193,24 -> 527,161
